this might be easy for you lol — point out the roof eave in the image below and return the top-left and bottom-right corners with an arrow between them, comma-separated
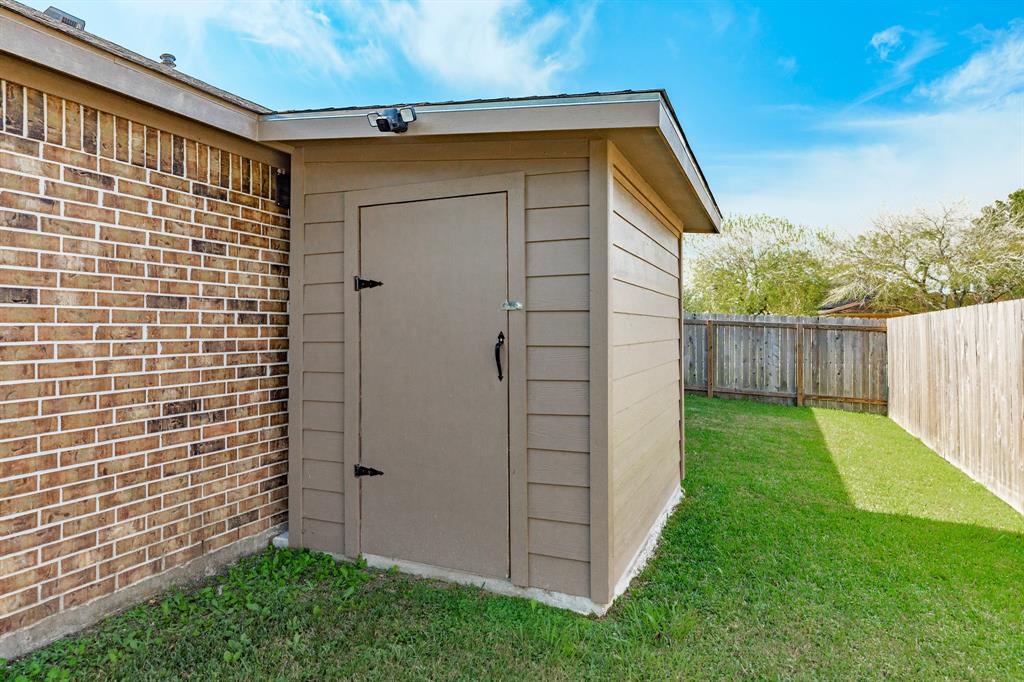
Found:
655,102 -> 721,233
257,92 -> 721,233
256,93 -> 664,140
0,1 -> 266,138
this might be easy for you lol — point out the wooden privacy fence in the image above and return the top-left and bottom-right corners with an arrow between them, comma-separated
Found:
683,313 -> 888,413
888,300 -> 1024,514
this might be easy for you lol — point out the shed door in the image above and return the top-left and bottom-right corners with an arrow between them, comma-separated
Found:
358,192 -> 510,578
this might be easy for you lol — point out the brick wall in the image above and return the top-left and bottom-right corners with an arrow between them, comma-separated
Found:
0,77 -> 289,635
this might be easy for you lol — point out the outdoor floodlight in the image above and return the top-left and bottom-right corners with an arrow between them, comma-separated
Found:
367,107 -> 417,133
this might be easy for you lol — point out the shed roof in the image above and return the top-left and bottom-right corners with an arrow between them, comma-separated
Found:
261,91 -> 722,232
270,89 -> 720,224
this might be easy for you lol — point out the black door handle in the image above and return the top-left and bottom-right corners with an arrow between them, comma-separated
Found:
495,331 -> 505,381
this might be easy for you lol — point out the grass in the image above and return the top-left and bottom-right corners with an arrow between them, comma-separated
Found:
4,396 -> 1024,680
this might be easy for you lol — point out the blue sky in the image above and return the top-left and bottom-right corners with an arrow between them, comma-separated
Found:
30,0 -> 1024,234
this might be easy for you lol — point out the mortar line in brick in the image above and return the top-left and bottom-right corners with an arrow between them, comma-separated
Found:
1,75 -> 290,636
0,448 -> 285,501
3,153 -> 286,221
0,223 -> 292,262
0,393 -> 284,425
5,512 -> 283,603
0,411 -> 285,451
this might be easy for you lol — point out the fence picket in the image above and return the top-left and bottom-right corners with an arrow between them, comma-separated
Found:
888,300 -> 1024,514
683,312 -> 888,413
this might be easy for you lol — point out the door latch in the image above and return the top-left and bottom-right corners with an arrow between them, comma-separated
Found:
501,299 -> 523,311
354,464 -> 383,477
354,277 -> 382,291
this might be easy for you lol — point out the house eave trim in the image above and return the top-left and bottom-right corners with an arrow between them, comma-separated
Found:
256,95 -> 664,141
0,7 -> 261,139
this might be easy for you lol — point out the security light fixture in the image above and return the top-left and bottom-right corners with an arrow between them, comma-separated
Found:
367,107 -> 417,134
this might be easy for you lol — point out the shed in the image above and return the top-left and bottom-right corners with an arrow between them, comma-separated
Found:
269,92 -> 721,613
0,1 -> 723,650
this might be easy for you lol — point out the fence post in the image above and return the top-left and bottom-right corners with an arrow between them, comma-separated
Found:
795,323 -> 804,406
706,319 -> 715,398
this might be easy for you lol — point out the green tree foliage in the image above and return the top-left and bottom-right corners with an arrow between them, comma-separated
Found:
977,188 -> 1024,220
684,191 -> 1023,316
684,214 -> 832,315
825,190 -> 1024,313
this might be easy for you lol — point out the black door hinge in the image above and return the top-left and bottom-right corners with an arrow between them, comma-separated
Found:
354,464 -> 383,477
354,277 -> 382,291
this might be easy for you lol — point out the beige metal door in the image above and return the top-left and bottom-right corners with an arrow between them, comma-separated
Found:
358,192 -> 510,578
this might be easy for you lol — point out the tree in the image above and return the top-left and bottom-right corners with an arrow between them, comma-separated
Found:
825,192 -> 1024,314
976,188 -> 1024,222
684,214 -> 832,315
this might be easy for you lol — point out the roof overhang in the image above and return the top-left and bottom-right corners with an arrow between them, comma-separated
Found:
0,1 -> 265,139
258,92 -> 722,233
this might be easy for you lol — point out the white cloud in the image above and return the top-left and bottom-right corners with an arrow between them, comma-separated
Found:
857,26 -> 943,104
28,0 -> 591,96
195,1 -> 354,74
717,20 -> 1024,235
915,20 -> 1024,103
713,95 -> 1024,234
870,25 -> 904,60
31,0 -> 366,78
338,0 -> 593,95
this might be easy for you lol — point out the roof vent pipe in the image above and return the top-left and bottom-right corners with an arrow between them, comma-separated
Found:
160,53 -> 177,68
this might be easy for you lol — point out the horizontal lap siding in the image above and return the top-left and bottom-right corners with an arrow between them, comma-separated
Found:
608,174 -> 681,585
299,199 -> 344,554
298,141 -> 591,596
525,171 -> 591,597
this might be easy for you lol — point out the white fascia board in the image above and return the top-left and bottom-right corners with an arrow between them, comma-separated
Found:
256,94 -> 664,142
657,103 -> 722,232
258,91 -> 721,232
0,11 -> 260,139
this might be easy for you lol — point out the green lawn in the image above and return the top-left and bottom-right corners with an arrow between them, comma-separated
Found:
5,396 -> 1024,680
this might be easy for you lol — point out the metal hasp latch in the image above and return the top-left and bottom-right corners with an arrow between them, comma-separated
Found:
354,277 -> 382,291
354,464 -> 383,477
501,299 -> 523,311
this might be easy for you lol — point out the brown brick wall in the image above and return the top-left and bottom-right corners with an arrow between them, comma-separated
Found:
0,77 -> 289,635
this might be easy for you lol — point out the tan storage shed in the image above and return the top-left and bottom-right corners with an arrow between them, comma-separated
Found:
0,3 -> 722,650
269,92 -> 721,613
